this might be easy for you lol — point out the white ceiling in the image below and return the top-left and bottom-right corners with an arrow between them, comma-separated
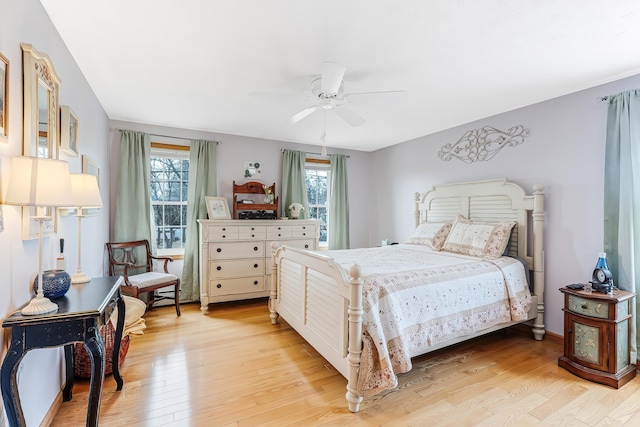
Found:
40,0 -> 640,152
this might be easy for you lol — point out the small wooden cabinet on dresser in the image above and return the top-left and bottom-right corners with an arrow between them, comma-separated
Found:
558,287 -> 636,388
198,219 -> 320,314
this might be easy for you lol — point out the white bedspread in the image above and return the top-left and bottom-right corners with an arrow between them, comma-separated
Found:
325,244 -> 532,397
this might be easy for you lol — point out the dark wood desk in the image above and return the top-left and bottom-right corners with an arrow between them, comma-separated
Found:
1,276 -> 126,427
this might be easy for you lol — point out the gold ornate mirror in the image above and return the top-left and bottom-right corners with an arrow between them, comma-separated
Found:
21,43 -> 60,159
21,43 -> 61,239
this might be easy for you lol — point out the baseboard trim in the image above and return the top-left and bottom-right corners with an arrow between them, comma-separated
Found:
40,389 -> 63,427
511,323 -> 563,345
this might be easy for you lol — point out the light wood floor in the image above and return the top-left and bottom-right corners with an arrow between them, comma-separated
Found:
51,299 -> 640,427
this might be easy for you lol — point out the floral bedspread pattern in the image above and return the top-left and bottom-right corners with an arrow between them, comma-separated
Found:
326,244 -> 532,397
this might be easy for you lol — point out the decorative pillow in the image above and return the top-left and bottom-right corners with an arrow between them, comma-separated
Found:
407,221 -> 453,250
441,217 -> 516,259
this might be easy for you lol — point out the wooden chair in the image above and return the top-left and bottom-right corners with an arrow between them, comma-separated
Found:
106,240 -> 181,316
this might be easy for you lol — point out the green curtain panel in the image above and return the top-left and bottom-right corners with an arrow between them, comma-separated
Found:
113,130 -> 153,244
281,149 -> 309,219
181,139 -> 218,302
329,154 -> 349,249
604,89 -> 640,363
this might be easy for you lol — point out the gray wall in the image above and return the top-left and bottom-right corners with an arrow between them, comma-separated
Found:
369,73 -> 640,336
108,121 -> 373,252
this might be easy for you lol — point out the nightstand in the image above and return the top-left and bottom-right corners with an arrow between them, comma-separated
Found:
558,287 -> 636,388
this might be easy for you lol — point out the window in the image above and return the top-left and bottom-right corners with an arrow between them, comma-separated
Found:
150,146 -> 189,255
305,161 -> 330,246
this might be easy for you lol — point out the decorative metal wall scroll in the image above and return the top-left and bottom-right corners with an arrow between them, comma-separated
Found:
438,125 -> 530,163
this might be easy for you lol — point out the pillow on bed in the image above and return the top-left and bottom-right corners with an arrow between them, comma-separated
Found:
407,221 -> 453,250
441,217 -> 516,259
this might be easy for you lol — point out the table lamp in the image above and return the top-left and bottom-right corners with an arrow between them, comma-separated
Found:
69,173 -> 103,283
3,157 -> 74,315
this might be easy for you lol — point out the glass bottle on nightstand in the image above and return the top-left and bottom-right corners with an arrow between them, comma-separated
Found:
595,252 -> 609,271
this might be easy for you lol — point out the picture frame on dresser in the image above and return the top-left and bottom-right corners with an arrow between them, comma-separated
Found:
0,51 -> 8,143
205,196 -> 231,220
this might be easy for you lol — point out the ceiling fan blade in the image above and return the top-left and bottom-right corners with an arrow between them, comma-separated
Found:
250,91 -> 315,102
291,106 -> 318,124
343,90 -> 406,100
333,104 -> 366,127
321,62 -> 346,95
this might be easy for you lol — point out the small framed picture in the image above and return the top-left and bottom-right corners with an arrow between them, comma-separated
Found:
0,52 -> 9,143
205,196 -> 231,220
60,105 -> 79,156
82,154 -> 100,216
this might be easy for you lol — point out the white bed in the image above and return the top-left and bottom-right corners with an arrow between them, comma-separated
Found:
268,179 -> 545,412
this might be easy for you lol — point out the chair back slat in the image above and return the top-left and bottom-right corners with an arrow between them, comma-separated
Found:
106,240 -> 153,277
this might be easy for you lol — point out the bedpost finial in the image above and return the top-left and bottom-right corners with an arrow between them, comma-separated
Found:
349,264 -> 361,279
414,192 -> 421,202
533,184 -> 544,194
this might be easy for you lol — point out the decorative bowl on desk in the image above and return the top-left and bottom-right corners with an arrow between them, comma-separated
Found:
34,269 -> 72,298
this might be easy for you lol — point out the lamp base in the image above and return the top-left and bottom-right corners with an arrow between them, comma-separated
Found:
72,271 -> 91,284
21,295 -> 58,315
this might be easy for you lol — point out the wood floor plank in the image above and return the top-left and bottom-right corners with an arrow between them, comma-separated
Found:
50,300 -> 640,426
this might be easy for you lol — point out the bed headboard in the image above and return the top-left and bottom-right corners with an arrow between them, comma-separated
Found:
414,178 -> 544,300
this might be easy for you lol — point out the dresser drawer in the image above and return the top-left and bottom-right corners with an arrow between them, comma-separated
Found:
568,295 -> 609,319
208,241 -> 265,260
267,225 -> 292,239
209,276 -> 266,296
239,230 -> 267,240
275,239 -> 315,251
204,224 -> 240,240
291,225 -> 314,238
209,259 -> 265,278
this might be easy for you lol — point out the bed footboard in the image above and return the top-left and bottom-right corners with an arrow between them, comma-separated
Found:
269,243 -> 364,412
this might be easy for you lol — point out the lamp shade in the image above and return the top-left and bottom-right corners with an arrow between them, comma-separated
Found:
3,156 -> 74,207
70,173 -> 102,208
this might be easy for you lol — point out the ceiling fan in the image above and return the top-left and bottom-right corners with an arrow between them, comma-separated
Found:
254,62 -> 405,128
290,62 -> 405,127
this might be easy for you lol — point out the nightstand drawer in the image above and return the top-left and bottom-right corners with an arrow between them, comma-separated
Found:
568,295 -> 609,319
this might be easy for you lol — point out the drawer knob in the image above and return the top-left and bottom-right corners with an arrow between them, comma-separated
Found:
252,234 -> 255,237
222,228 -> 226,231
305,244 -> 309,249
253,280 -> 258,285
254,246 -> 259,251
216,266 -> 222,271
251,227 -> 255,230
222,235 -> 226,238
302,233 -> 306,236
254,263 -> 258,268
216,248 -> 222,253
582,304 -> 588,309
216,284 -> 222,289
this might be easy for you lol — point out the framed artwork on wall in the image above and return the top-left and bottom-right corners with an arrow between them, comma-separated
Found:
60,105 -> 79,156
205,196 -> 231,220
82,154 -> 100,216
0,51 -> 8,143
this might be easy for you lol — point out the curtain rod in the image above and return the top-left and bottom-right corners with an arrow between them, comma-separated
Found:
117,129 -> 219,143
281,148 -> 350,158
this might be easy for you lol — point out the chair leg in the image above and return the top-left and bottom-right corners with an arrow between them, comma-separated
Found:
174,282 -> 181,316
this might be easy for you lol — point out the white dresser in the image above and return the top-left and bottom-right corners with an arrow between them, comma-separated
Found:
198,219 -> 320,313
